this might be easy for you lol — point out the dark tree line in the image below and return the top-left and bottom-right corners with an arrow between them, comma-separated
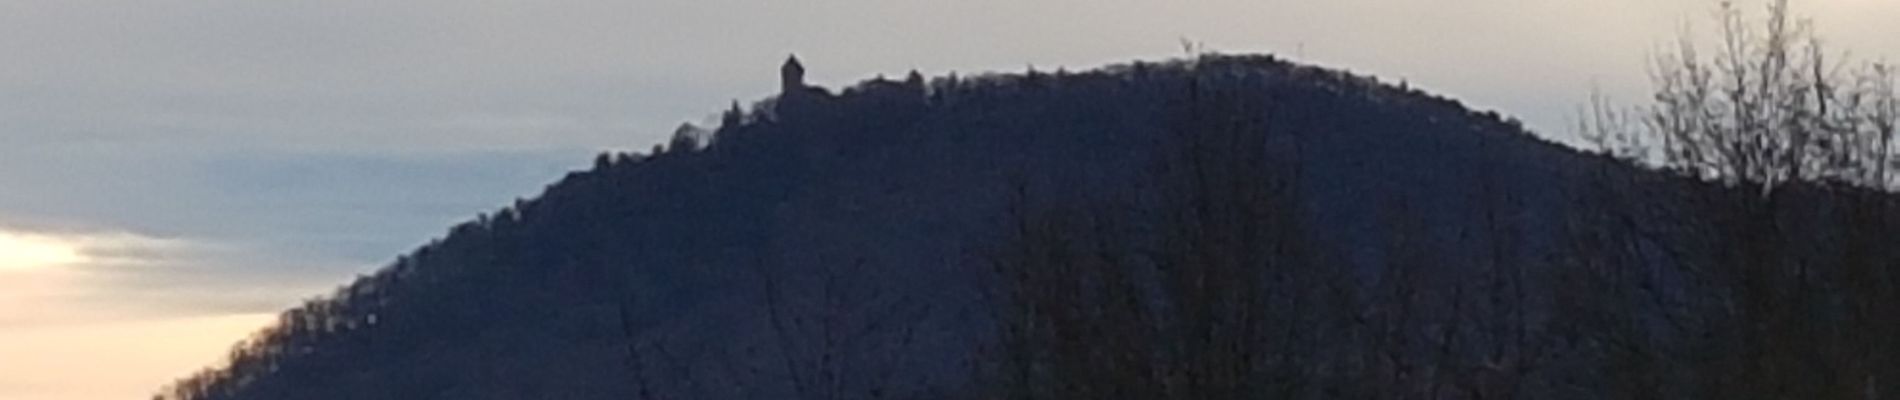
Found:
980,54 -> 1559,400
979,3 -> 1900,398
1561,1 -> 1900,398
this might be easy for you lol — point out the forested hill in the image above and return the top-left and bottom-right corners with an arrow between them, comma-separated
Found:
156,54 -> 1900,399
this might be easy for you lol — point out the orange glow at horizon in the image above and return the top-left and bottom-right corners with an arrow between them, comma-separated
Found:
0,313 -> 277,400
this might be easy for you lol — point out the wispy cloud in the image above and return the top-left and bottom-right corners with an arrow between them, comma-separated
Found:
0,147 -> 588,323
0,227 -> 230,324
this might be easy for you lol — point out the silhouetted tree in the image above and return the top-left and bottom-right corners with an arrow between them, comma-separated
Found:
1575,2 -> 1900,398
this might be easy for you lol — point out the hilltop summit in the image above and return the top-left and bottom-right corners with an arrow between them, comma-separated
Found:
156,54 -> 1659,400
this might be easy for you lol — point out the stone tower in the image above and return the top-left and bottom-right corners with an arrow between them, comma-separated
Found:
780,54 -> 806,94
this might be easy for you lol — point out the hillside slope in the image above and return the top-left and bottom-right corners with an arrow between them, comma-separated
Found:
157,54 -> 1635,399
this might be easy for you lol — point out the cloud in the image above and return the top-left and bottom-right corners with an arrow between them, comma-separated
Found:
0,227 -> 191,273
4,0 -> 1892,159
2,148 -> 590,322
0,227 -> 237,324
0,231 -> 85,271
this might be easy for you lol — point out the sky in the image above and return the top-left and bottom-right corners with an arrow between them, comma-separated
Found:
1,1 -> 1896,399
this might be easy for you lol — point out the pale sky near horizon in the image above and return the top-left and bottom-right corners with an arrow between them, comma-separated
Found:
2,1 -> 1896,399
